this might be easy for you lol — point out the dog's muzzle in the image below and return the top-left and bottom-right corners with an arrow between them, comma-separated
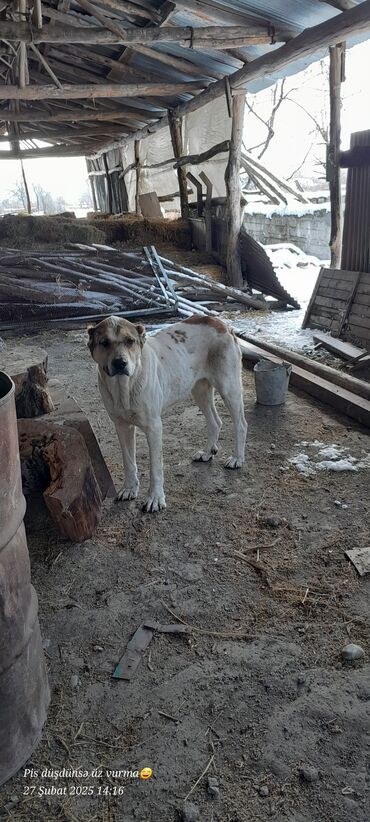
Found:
108,357 -> 129,377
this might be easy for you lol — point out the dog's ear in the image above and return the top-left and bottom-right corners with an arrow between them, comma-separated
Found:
87,324 -> 96,352
136,323 -> 146,347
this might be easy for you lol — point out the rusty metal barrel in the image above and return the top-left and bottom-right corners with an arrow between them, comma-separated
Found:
0,371 -> 50,787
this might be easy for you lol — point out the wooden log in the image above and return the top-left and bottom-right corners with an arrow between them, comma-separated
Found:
237,332 -> 370,402
18,418 -> 102,542
47,379 -> 116,499
328,43 -> 344,268
225,93 -> 245,288
0,81 -> 205,101
0,107 -> 157,123
168,110 -> 189,219
0,22 -> 277,47
134,138 -> 141,215
175,139 -> 230,169
0,346 -> 54,418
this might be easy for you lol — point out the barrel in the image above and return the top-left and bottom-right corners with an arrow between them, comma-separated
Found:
0,371 -> 50,787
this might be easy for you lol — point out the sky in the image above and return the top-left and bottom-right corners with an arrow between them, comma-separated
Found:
0,38 -> 369,204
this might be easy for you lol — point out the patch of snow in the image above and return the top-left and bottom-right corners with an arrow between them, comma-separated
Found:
317,445 -> 347,460
316,458 -> 358,472
243,201 -> 330,218
288,453 -> 316,476
288,441 -> 369,476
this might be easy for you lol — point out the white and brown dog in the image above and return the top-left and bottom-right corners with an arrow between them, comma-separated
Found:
88,315 -> 247,512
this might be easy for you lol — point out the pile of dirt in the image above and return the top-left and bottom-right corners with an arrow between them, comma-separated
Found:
0,215 -> 105,247
87,213 -> 192,249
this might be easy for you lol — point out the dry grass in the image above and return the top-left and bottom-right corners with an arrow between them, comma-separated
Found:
87,214 -> 191,248
0,215 -> 105,247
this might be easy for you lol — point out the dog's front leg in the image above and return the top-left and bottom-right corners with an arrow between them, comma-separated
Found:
114,419 -> 139,501
143,419 -> 166,513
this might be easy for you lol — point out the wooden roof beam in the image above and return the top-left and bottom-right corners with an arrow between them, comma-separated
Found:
0,81 -> 207,100
1,22 -> 293,47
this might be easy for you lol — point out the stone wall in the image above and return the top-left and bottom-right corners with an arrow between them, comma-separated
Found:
243,209 -> 331,259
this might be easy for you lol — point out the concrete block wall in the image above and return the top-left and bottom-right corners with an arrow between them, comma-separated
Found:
243,210 -> 331,259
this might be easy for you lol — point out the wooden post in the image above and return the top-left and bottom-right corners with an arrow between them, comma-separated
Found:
134,139 -> 141,215
168,110 -> 189,219
328,43 -> 345,268
199,171 -> 213,253
102,152 -> 113,213
187,171 -> 203,216
20,159 -> 32,215
225,93 -> 245,288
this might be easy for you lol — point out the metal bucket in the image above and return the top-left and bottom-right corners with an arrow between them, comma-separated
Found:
0,371 -> 50,787
254,359 -> 292,406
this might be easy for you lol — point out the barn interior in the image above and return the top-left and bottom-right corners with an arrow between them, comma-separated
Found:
1,2 -> 370,821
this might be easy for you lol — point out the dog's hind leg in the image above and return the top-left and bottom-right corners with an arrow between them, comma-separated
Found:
220,380 -> 248,468
114,420 -> 140,501
192,378 -> 222,463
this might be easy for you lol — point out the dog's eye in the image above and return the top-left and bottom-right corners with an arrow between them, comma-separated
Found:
124,337 -> 134,347
99,338 -> 110,348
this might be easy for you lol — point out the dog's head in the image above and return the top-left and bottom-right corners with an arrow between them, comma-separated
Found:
87,316 -> 145,378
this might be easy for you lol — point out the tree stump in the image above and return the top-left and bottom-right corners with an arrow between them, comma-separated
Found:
0,345 -> 54,417
18,418 -> 102,542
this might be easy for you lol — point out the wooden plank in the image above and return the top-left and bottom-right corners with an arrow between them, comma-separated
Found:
138,191 -> 162,219
353,293 -> 370,307
302,267 -> 325,328
346,322 -> 370,342
315,294 -> 348,309
309,313 -> 341,331
238,338 -> 370,428
312,331 -> 368,361
168,111 -> 189,219
348,304 -> 370,320
318,284 -> 356,298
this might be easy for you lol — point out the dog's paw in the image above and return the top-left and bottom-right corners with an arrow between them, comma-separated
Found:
115,484 -> 139,502
224,456 -> 244,469
192,446 -> 218,463
142,493 -> 166,513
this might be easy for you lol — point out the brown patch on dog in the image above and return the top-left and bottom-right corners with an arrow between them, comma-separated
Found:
184,316 -> 227,334
173,330 -> 187,342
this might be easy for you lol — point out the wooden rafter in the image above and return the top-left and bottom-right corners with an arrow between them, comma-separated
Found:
0,22 -> 293,48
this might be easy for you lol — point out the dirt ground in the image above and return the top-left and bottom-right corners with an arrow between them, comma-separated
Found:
1,325 -> 370,822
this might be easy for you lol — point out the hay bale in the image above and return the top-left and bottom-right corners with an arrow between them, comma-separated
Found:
87,215 -> 191,249
0,215 -> 105,247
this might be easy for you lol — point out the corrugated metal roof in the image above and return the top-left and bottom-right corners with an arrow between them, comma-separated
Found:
0,0 -> 368,152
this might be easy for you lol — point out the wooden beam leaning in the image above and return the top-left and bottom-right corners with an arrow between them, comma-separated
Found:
0,22 -> 290,48
0,82 -> 205,100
